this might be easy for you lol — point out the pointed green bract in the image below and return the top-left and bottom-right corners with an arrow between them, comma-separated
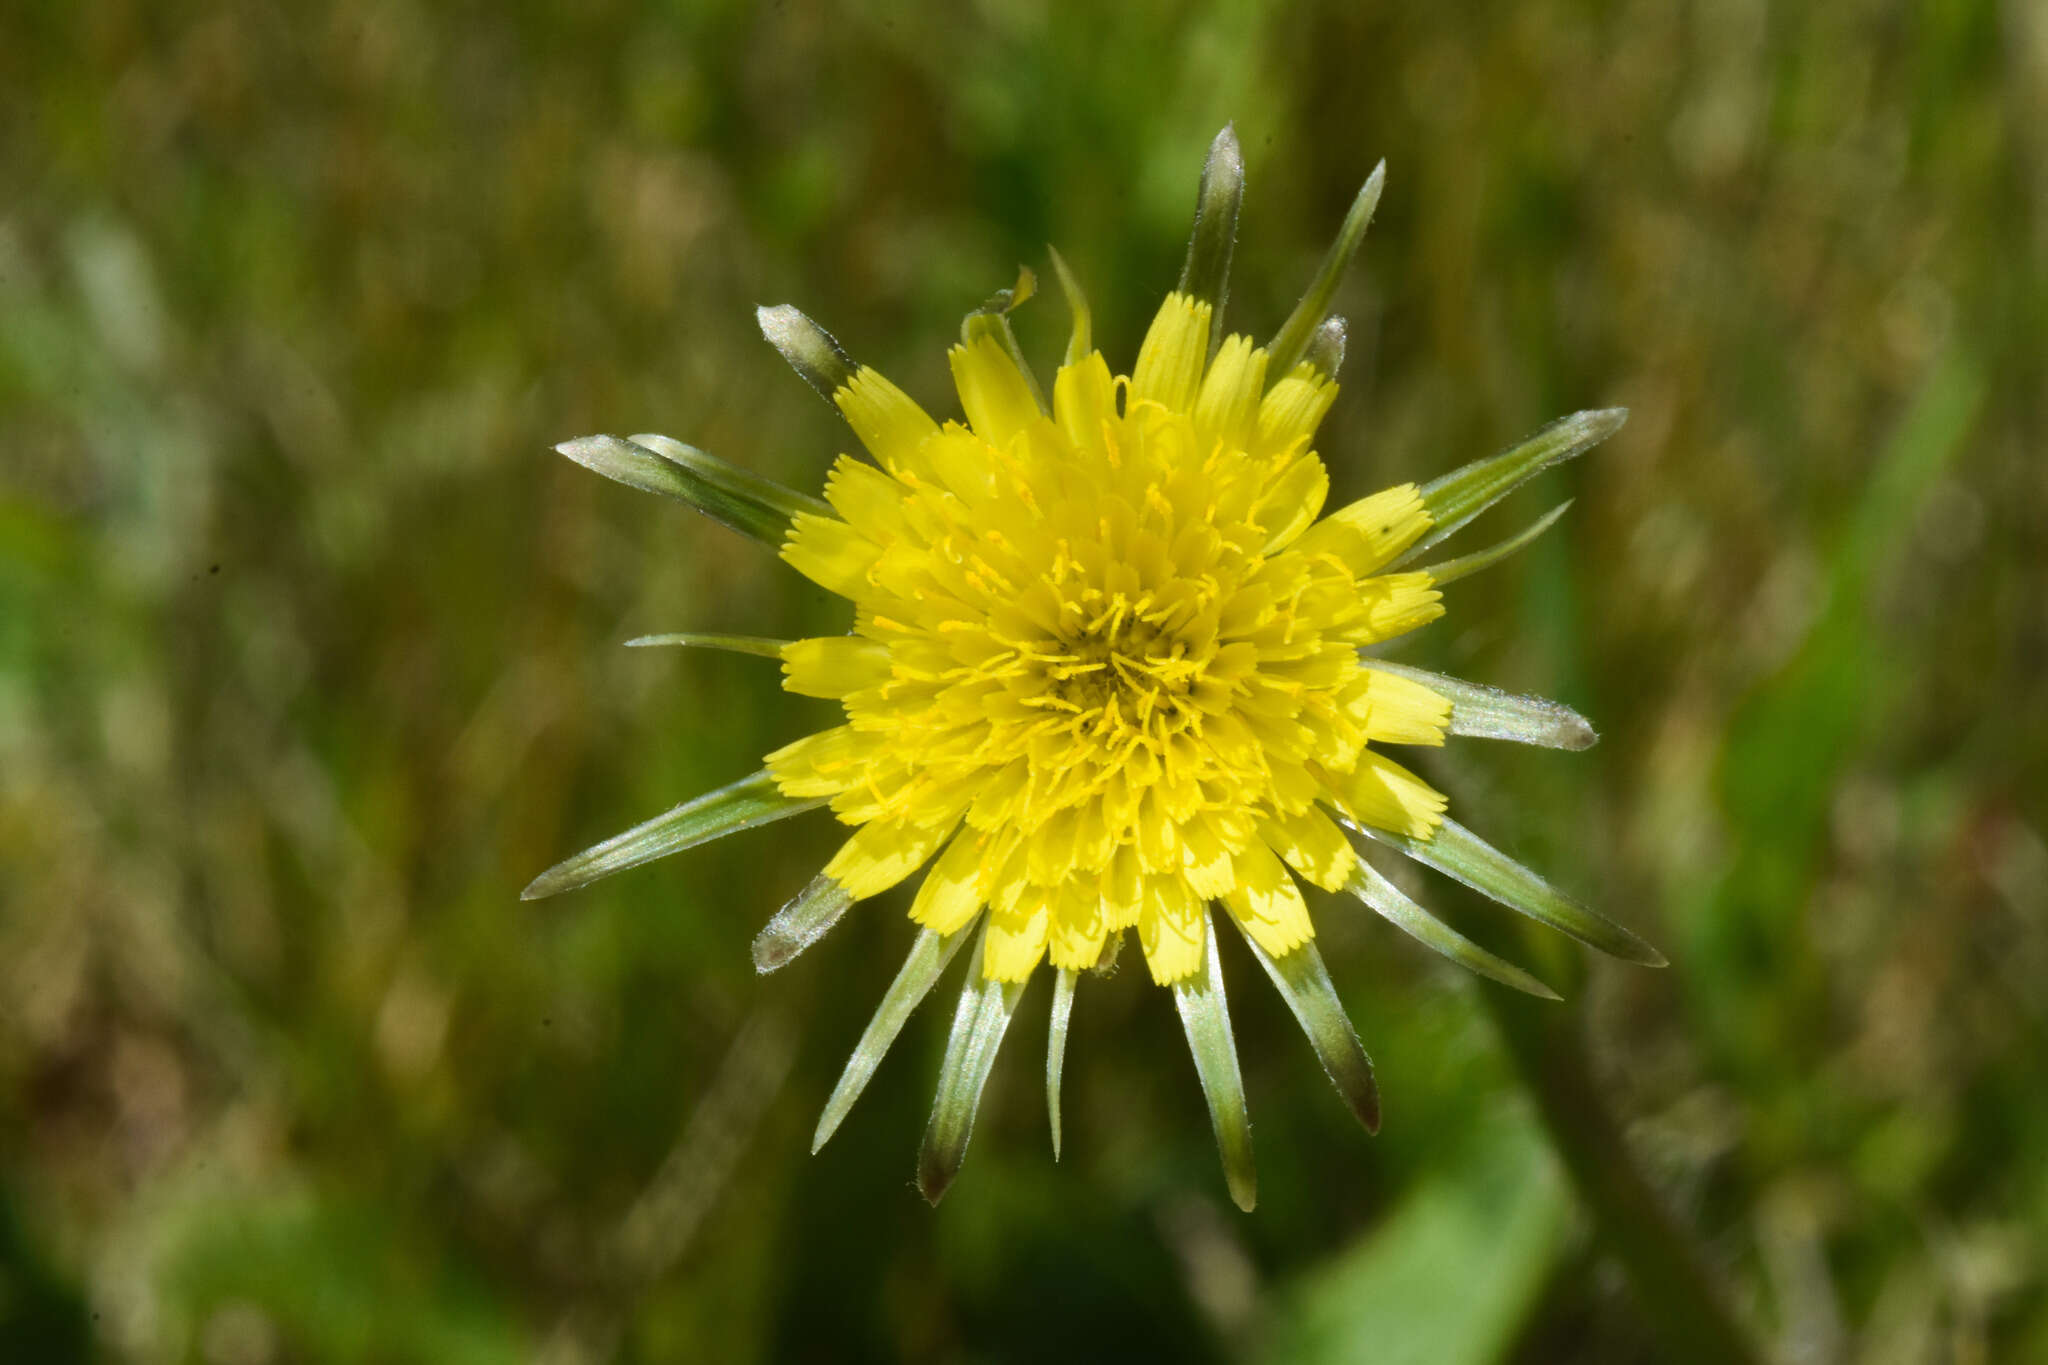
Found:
1048,247 -> 1091,368
1047,967 -> 1077,1160
1360,817 -> 1666,967
1344,856 -> 1561,999
1302,315 -> 1347,381
521,770 -> 822,901
556,433 -> 829,549
1367,661 -> 1597,751
1419,501 -> 1572,586
1267,160 -> 1385,378
1172,914 -> 1256,1212
751,873 -> 855,974
1231,926 -> 1380,1134
757,303 -> 856,401
1401,408 -> 1627,559
814,925 -> 974,1152
623,632 -> 790,657
918,924 -> 1028,1206
1178,125 -> 1244,340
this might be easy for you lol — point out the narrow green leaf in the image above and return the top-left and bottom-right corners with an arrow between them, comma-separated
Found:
1302,315 -> 1347,381
1344,856 -> 1561,999
1178,125 -> 1244,339
1173,913 -> 1257,1212
522,770 -> 821,900
1048,246 -> 1091,367
813,925 -> 974,1152
556,433 -> 829,548
1266,159 -> 1385,378
756,303 -> 855,401
917,925 -> 1027,1206
623,632 -> 790,657
1047,967 -> 1077,1160
1358,817 -> 1667,967
1366,661 -> 1597,751
1401,408 -> 1627,559
752,873 -> 855,974
1417,500 -> 1572,586
1229,924 -> 1380,1134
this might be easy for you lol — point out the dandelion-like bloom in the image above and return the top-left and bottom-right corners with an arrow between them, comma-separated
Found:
527,128 -> 1662,1209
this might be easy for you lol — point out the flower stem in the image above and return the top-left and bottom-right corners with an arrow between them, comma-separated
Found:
1477,945 -> 1764,1365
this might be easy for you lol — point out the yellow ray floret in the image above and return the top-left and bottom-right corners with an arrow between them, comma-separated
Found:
769,307 -> 1459,985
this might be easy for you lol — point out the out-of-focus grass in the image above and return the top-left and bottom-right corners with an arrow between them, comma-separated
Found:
2,1 -> 2044,1361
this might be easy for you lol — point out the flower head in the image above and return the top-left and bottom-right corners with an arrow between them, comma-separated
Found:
527,127 -> 1660,1210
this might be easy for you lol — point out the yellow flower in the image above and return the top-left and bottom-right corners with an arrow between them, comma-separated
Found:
526,127 -> 1661,1210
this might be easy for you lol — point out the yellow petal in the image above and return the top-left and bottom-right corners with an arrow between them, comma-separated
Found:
910,828 -> 987,932
1255,362 -> 1339,453
833,367 -> 940,479
1130,292 -> 1211,413
1052,352 -> 1117,456
1138,875 -> 1205,984
949,334 -> 1041,450
1101,843 -> 1146,930
781,635 -> 893,699
1258,806 -> 1357,891
1336,750 -> 1446,839
1192,334 -> 1267,445
1293,484 -> 1431,576
822,455 -> 910,539
1252,453 -> 1331,551
985,886 -> 1051,980
1220,839 -> 1314,958
823,814 -> 959,900
1047,878 -> 1108,971
765,725 -> 869,797
1353,668 -> 1451,745
781,512 -> 880,599
1357,572 -> 1445,642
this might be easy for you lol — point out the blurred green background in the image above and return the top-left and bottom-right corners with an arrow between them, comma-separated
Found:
4,0 -> 2044,1360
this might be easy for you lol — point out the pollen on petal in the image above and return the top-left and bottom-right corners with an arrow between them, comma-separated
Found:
1130,292 -> 1212,414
